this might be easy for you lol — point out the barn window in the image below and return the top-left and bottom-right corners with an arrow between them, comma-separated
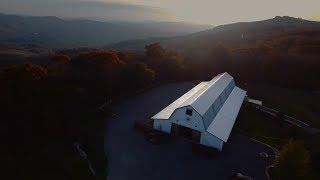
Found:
186,109 -> 193,116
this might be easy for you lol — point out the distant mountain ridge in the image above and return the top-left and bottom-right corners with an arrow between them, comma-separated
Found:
110,16 -> 320,50
0,13 -> 211,48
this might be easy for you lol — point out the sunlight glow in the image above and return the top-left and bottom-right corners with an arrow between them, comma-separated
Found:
124,0 -> 320,24
1,0 -> 320,24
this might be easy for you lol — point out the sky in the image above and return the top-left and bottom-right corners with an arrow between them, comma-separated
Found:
0,0 -> 320,25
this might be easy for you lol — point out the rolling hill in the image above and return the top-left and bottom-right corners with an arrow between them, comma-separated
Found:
110,16 -> 320,50
0,43 -> 54,68
0,13 -> 211,48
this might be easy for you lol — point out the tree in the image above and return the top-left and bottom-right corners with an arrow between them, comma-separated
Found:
144,43 -> 187,81
158,56 -> 185,81
0,64 -> 51,147
308,134 -> 320,173
209,44 -> 232,73
211,44 -> 230,59
122,62 -> 155,89
256,41 -> 272,53
274,139 -> 312,179
47,54 -> 70,76
70,50 -> 126,97
0,63 -> 48,99
145,43 -> 166,58
1,63 -> 48,82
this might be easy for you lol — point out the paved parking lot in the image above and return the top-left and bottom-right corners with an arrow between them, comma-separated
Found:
105,82 -> 273,180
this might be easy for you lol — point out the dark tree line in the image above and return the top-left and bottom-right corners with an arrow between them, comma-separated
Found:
184,39 -> 320,90
0,50 -> 156,179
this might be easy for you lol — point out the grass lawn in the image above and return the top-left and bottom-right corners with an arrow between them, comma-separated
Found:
235,83 -> 320,148
235,84 -> 320,179
235,103 -> 292,149
240,83 -> 320,128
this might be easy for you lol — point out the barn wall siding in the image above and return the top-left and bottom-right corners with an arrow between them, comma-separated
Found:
153,119 -> 172,133
200,132 -> 224,150
151,73 -> 245,151
170,106 -> 205,132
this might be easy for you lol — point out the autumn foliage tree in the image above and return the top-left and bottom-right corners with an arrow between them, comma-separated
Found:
145,43 -> 166,58
122,62 -> 155,89
46,54 -> 70,76
70,50 -> 126,99
0,50 -> 130,149
144,43 -> 187,81
274,140 -> 312,179
0,64 -> 50,145
1,49 -> 159,179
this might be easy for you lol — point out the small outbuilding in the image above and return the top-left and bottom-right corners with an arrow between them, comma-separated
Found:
152,72 -> 246,150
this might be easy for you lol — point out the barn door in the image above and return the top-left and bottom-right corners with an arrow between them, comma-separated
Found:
191,130 -> 201,143
171,123 -> 179,136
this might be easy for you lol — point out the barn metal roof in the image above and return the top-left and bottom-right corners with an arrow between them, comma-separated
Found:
182,72 -> 233,115
152,72 -> 234,119
206,87 -> 246,142
151,81 -> 209,119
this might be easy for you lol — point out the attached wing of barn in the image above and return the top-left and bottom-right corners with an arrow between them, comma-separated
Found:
206,87 -> 246,142
152,72 -> 246,143
183,73 -> 233,116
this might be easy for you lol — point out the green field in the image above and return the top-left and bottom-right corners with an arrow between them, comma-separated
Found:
236,103 -> 293,148
241,84 -> 320,128
235,83 -> 320,149
235,84 -> 320,179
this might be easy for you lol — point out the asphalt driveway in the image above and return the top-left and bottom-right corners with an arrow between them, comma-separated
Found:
105,82 -> 273,180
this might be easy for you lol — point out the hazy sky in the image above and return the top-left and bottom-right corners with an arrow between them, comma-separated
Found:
1,0 -> 320,25
125,0 -> 320,24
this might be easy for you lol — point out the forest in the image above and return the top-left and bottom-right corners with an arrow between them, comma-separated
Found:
1,27 -> 320,179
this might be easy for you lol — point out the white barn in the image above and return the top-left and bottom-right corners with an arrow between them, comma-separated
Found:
152,72 -> 246,150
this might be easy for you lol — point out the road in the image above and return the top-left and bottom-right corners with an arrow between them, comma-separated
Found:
105,82 -> 274,180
